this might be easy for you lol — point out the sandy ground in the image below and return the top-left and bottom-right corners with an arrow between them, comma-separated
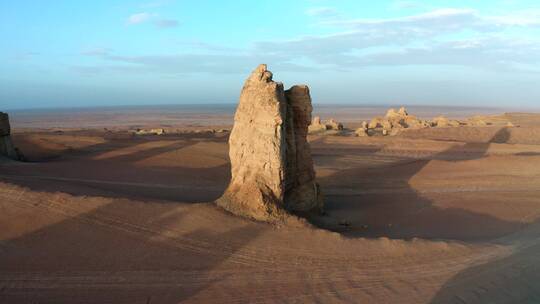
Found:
1,112 -> 540,303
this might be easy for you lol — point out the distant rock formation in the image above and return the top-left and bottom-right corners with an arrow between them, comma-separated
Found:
368,117 -> 385,129
357,106 -> 503,137
468,117 -> 488,126
217,64 -> 323,221
0,112 -> 22,160
325,119 -> 343,131
308,116 -> 344,134
355,121 -> 368,137
385,107 -> 431,130
354,107 -> 517,139
133,128 -> 166,135
432,116 -> 460,127
308,116 -> 327,133
365,107 -> 431,136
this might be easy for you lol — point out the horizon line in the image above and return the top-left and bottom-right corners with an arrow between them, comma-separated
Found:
5,102 -> 540,113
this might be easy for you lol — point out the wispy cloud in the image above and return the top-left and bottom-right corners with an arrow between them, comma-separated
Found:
336,38 -> 540,72
253,7 -> 540,71
326,7 -> 540,30
485,9 -> 540,26
127,12 -> 153,25
325,8 -> 482,32
81,7 -> 540,76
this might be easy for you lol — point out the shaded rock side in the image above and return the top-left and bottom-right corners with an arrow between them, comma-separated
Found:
0,112 -> 19,160
0,112 -> 11,136
216,65 -> 322,221
284,85 -> 323,213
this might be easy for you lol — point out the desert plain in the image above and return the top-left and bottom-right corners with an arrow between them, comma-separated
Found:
1,105 -> 540,303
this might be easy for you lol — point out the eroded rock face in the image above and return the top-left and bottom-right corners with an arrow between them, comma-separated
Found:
0,112 -> 19,160
217,65 -> 323,221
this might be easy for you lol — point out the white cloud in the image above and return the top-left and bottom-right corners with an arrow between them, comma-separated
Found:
485,9 -> 540,26
348,38 -> 540,71
127,12 -> 153,25
326,8 -> 480,31
254,8 -> 540,72
73,52 -> 316,75
326,7 -> 540,31
84,8 -> 540,76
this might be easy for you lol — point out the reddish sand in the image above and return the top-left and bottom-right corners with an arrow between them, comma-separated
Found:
1,111 -> 540,303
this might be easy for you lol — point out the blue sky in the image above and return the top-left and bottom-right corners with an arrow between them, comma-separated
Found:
1,0 -> 540,109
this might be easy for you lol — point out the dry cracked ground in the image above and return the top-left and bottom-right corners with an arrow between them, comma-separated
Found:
1,113 -> 540,303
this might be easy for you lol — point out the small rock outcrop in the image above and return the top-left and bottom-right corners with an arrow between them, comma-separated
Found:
386,107 -> 430,129
368,117 -> 385,129
358,107 -> 514,138
216,65 -> 323,221
468,117 -> 488,126
308,117 -> 344,134
365,107 -> 431,136
133,128 -> 166,135
308,116 -> 327,133
432,116 -> 460,127
0,112 -> 21,160
355,121 -> 368,137
325,119 -> 343,131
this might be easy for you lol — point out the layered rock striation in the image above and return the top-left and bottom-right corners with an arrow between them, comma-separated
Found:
216,65 -> 323,221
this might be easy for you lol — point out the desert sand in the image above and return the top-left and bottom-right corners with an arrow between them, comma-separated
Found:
1,107 -> 540,303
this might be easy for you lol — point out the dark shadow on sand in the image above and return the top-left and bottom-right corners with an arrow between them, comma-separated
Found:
428,224 -> 540,303
307,127 -> 529,241
2,132 -> 231,202
0,191 -> 263,303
